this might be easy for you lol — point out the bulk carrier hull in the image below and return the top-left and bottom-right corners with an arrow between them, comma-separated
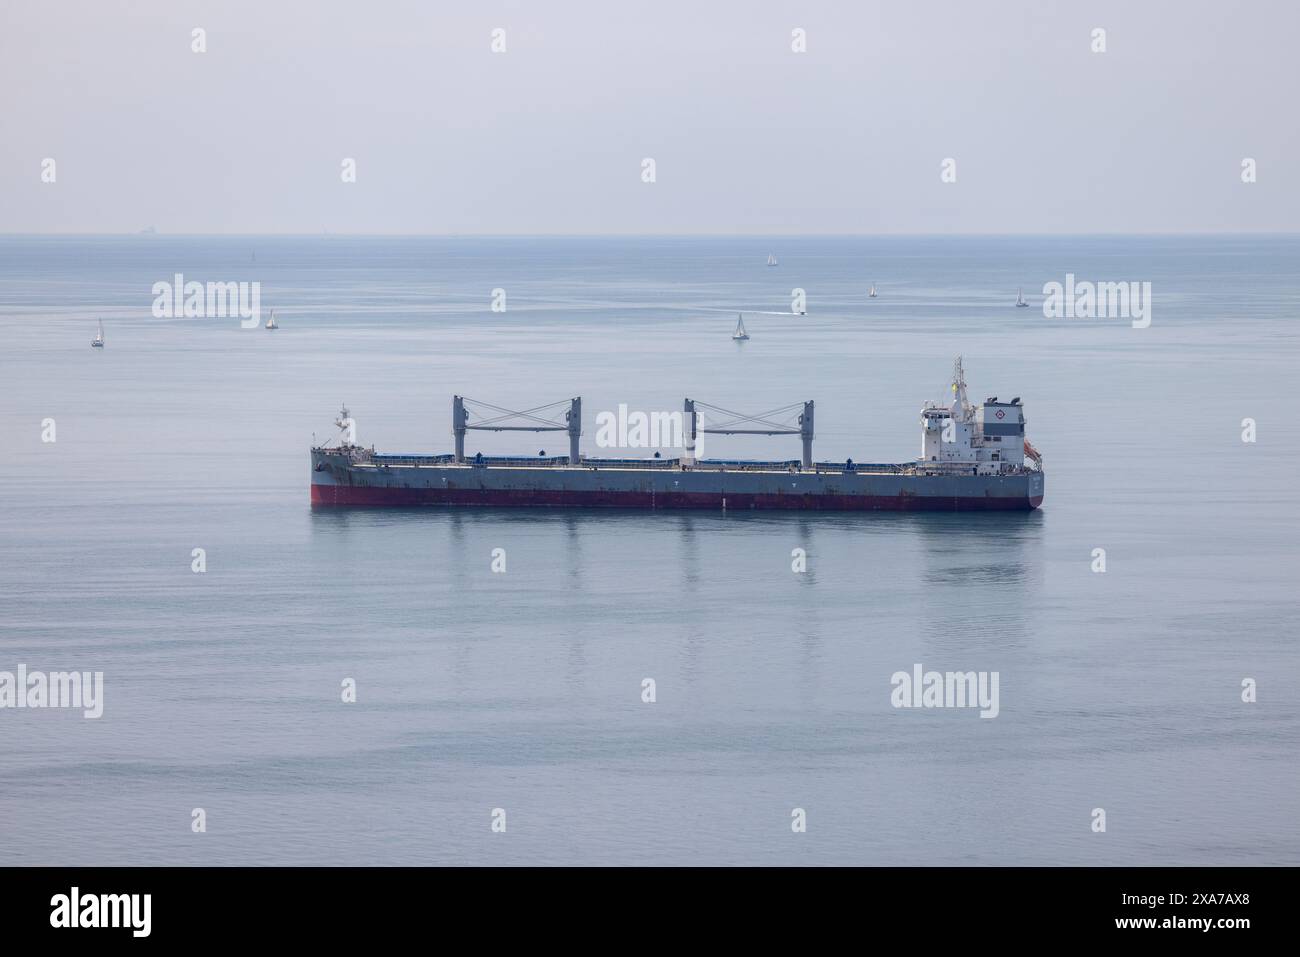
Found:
309,360 -> 1045,512
310,451 -> 1044,511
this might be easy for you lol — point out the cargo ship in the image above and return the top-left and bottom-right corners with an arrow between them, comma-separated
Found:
310,358 -> 1044,511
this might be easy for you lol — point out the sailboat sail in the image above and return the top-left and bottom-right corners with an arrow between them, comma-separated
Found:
732,314 -> 749,339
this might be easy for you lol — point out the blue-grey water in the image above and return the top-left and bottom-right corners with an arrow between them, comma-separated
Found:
2,235 -> 1298,865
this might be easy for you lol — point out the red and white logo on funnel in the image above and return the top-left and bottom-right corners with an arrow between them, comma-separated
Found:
995,409 -> 1006,419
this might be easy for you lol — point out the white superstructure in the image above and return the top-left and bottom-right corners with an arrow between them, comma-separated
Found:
919,357 -> 1039,474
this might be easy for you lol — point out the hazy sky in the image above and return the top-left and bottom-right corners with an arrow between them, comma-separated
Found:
2,0 -> 1297,234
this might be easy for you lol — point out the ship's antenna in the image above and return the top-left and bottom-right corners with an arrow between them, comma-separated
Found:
950,355 -> 970,419
334,404 -> 353,447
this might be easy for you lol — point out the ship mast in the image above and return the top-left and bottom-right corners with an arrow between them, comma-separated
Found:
950,355 -> 971,421
334,404 -> 353,447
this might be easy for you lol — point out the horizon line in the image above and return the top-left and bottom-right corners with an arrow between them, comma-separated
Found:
3,230 -> 1299,239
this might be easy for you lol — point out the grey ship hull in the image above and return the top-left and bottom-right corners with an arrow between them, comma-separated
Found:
310,450 -> 1045,511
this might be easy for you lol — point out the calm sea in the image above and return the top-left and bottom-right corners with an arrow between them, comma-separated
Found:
2,234 -> 1297,865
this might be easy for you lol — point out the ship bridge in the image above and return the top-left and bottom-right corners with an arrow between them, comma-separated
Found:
918,357 -> 1040,475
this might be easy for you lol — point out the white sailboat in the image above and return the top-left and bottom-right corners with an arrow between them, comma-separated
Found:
869,283 -> 877,298
265,310 -> 278,329
1015,287 -> 1029,308
767,254 -> 777,267
732,314 -> 750,340
91,319 -> 104,348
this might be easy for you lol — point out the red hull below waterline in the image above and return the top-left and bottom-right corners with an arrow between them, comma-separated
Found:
311,482 -> 1043,511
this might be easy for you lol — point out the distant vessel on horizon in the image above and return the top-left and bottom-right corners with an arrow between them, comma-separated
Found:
732,314 -> 750,340
869,283 -> 877,298
265,310 -> 278,330
767,254 -> 777,267
1016,287 -> 1029,308
91,319 -> 104,348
